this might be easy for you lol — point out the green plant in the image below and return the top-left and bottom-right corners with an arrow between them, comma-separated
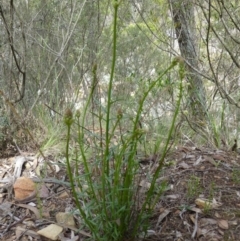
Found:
202,202 -> 211,214
208,181 -> 215,200
232,168 -> 240,184
187,176 -> 202,198
208,114 -> 220,147
0,114 -> 9,150
203,181 -> 216,215
63,2 -> 183,240
33,104 -> 66,157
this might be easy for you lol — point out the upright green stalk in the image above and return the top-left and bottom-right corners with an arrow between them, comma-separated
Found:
132,58 -> 181,139
133,58 -> 184,235
100,1 -> 120,219
64,110 -> 98,238
105,1 -> 119,168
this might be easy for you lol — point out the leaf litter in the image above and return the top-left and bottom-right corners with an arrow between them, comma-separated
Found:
1,144 -> 240,240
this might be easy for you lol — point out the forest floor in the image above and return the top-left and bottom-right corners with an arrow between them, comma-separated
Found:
1,143 -> 240,241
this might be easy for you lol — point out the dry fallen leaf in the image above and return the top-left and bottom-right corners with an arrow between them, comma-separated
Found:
203,156 -> 217,166
193,156 -> 203,166
200,218 -> 217,226
59,232 -> 79,241
229,220 -> 238,226
156,209 -> 170,227
16,226 -> 40,239
212,154 -> 225,161
176,146 -> 190,152
188,206 -> 202,213
195,198 -> 222,209
0,202 -> 12,217
189,214 -> 196,223
195,198 -> 212,209
165,194 -> 179,199
37,183 -> 49,198
13,156 -> 27,178
178,161 -> 190,169
139,180 -> 151,188
218,219 -> 229,229
16,203 -> 41,219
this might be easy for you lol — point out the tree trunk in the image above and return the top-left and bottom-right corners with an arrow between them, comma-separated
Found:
170,0 -> 207,124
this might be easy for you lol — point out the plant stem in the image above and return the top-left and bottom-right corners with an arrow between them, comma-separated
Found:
105,1 -> 119,166
65,122 -> 98,238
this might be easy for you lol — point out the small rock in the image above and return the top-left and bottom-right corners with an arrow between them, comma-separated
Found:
37,224 -> 63,240
56,212 -> 76,229
58,191 -> 69,199
13,177 -> 35,201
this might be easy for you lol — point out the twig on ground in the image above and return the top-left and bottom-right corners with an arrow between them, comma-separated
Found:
191,212 -> 198,239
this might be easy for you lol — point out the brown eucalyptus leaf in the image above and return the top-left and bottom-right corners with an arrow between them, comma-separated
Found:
218,219 -> 229,229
